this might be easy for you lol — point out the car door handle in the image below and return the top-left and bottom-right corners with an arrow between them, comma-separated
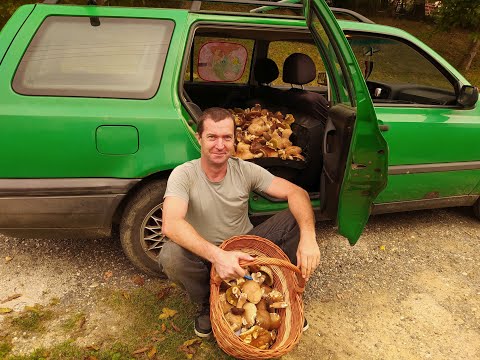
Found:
379,124 -> 389,132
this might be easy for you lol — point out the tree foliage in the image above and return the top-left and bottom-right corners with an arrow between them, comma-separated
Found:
435,0 -> 480,71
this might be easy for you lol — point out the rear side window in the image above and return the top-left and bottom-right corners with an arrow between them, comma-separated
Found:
13,16 -> 174,99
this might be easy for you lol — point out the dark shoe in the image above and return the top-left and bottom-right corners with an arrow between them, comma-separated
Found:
194,304 -> 212,338
303,318 -> 309,332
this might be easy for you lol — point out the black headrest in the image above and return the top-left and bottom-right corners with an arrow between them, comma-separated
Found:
282,53 -> 316,85
254,58 -> 279,85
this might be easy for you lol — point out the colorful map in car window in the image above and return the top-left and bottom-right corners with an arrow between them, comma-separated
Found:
198,42 -> 247,82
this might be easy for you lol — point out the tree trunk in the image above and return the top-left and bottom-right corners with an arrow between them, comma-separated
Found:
460,35 -> 480,72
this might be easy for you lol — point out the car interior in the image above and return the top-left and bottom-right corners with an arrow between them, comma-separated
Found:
181,26 -> 330,194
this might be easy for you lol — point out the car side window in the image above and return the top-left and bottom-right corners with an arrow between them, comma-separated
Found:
13,16 -> 174,99
346,32 -> 456,105
184,36 -> 254,84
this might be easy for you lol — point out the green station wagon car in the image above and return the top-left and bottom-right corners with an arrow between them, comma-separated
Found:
0,0 -> 478,275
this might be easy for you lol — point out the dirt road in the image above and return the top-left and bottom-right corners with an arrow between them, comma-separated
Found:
1,207 -> 479,359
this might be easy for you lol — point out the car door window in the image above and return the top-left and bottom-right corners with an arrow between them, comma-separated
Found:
346,33 -> 457,106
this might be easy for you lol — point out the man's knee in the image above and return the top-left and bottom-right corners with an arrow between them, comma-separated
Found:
158,240 -> 187,273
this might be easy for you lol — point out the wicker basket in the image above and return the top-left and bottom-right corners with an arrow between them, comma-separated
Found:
210,235 -> 305,360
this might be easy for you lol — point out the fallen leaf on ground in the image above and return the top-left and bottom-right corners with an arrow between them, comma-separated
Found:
170,321 -> 181,332
156,287 -> 172,300
86,345 -> 100,351
151,335 -> 166,343
5,256 -> 12,263
379,245 -> 386,251
179,338 -> 202,358
122,291 -> 131,300
131,275 -> 145,286
103,271 -> 113,281
0,308 -> 13,314
158,307 -> 177,320
84,356 -> 98,360
147,347 -> 157,359
160,323 -> 167,333
132,347 -> 149,355
0,293 -> 21,304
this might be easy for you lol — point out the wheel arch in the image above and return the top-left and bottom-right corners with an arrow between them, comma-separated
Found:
111,170 -> 172,231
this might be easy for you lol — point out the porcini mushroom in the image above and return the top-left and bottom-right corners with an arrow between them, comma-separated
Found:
219,292 -> 233,314
269,312 -> 281,330
256,309 -> 272,330
225,312 -> 243,332
242,280 -> 263,304
258,266 -> 274,286
231,292 -> 248,315
242,302 -> 257,328
226,285 -> 242,305
250,328 -> 273,349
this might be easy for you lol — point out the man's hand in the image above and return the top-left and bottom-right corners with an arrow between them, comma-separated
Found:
212,249 -> 254,281
296,233 -> 320,281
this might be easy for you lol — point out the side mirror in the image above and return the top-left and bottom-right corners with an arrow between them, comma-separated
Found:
458,85 -> 478,108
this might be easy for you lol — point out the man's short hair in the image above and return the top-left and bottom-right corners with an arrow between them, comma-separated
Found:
197,107 -> 234,135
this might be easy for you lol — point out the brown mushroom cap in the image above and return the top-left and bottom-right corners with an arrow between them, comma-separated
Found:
269,312 -> 281,330
256,309 -> 272,330
242,280 -> 262,304
249,328 -> 273,349
226,285 -> 242,305
225,312 -> 243,332
242,302 -> 257,328
258,266 -> 274,286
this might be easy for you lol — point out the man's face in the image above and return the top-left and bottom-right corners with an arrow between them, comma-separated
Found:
196,117 -> 235,167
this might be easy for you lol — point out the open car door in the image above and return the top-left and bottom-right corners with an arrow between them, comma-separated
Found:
304,0 -> 388,244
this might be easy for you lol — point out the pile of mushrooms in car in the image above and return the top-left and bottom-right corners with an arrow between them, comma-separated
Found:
230,104 -> 305,161
219,264 -> 288,349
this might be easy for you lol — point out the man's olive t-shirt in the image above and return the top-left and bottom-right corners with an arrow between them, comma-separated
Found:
164,157 -> 274,245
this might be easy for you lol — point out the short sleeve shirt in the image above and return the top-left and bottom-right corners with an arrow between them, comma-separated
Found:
164,157 -> 274,245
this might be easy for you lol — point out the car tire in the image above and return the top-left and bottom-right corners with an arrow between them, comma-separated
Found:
120,179 -> 168,277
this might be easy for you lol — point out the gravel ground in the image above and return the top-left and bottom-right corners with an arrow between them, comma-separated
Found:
1,207 -> 480,359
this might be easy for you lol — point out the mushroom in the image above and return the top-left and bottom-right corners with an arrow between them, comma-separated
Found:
256,309 -> 271,330
251,271 -> 266,285
257,298 -> 268,311
225,312 -> 243,332
259,146 -> 278,158
225,285 -> 242,305
242,302 -> 257,328
239,325 -> 262,344
235,142 -> 256,160
242,280 -> 262,304
219,292 -> 233,314
284,145 -> 305,161
231,292 -> 248,315
261,284 -> 273,298
284,113 -> 295,125
269,301 -> 289,310
265,289 -> 284,303
269,312 -> 282,330
250,328 -> 273,349
248,117 -> 269,136
258,266 -> 274,286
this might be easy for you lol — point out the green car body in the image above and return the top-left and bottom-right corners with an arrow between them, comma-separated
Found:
0,1 -> 477,275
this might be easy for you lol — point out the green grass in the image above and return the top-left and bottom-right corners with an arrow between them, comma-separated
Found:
2,282 -> 235,360
11,306 -> 54,333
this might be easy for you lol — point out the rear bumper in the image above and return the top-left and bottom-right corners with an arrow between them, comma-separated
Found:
0,178 -> 139,234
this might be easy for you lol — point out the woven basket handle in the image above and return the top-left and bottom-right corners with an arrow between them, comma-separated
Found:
239,257 -> 306,294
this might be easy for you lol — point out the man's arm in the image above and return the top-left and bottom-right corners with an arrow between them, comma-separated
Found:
263,177 -> 320,280
162,196 -> 253,280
